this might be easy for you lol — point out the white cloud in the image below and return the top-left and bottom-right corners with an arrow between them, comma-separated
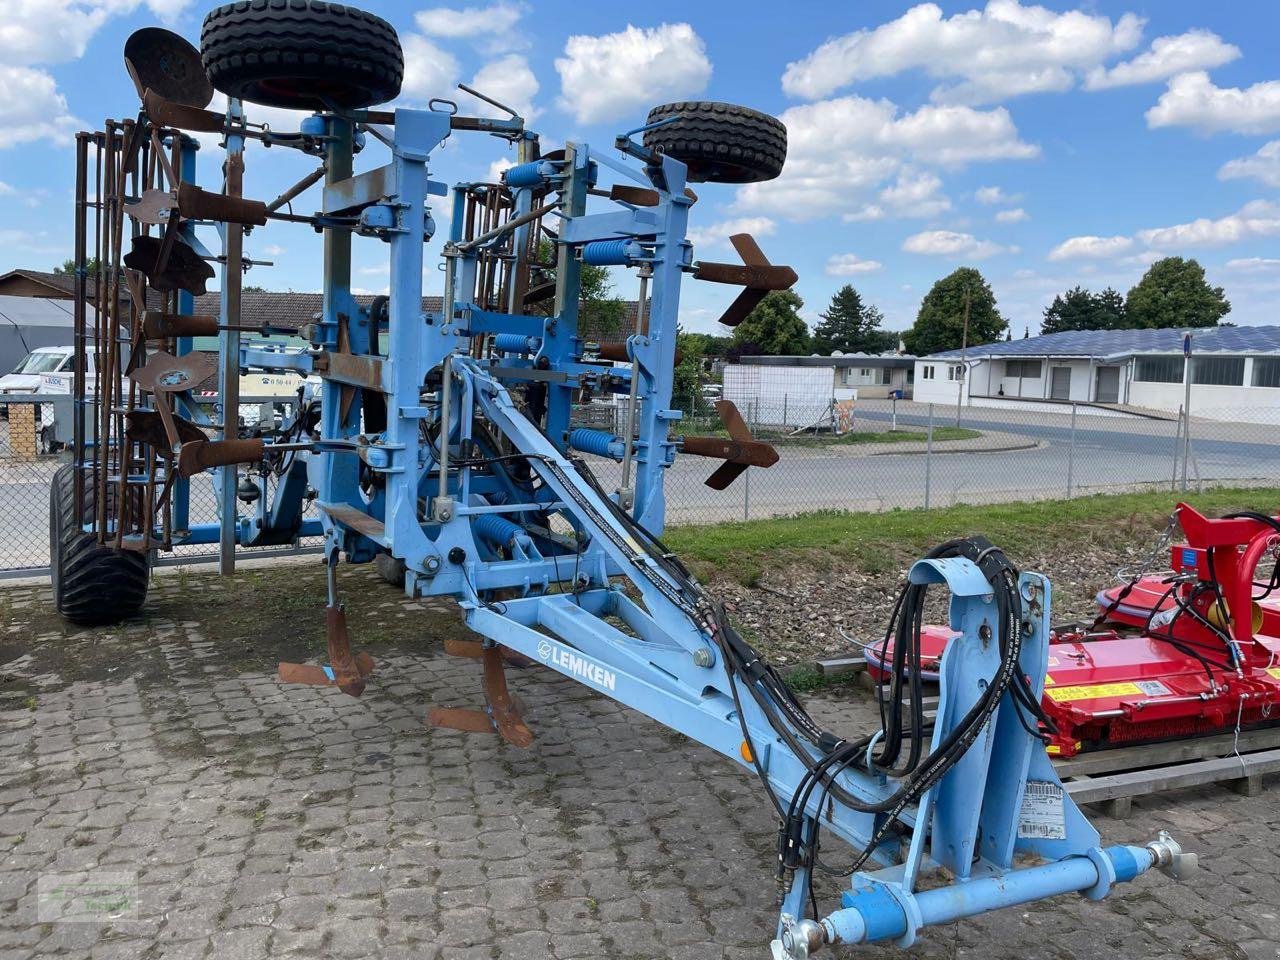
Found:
874,169 -> 951,218
825,253 -> 883,276
260,244 -> 286,257
781,1 -> 1143,106
466,54 -> 539,121
686,216 -> 776,249
1138,199 -> 1280,248
995,207 -> 1028,223
974,185 -> 1017,204
555,24 -> 711,125
1084,30 -> 1239,90
1225,257 -> 1280,273
400,34 -> 462,103
1119,250 -> 1161,268
1219,140 -> 1280,189
735,95 -> 1037,221
0,181 -> 13,195
415,1 -> 526,38
1147,71 -> 1280,135
902,229 -> 1009,258
1047,235 -> 1133,260
0,1 -> 192,66
0,66 -> 78,148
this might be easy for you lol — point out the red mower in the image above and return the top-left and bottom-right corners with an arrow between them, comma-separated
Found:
867,504 -> 1280,757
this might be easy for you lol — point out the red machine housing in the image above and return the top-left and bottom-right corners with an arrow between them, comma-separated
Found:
868,504 -> 1280,757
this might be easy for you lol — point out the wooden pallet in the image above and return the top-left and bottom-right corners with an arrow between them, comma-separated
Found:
814,656 -> 1280,817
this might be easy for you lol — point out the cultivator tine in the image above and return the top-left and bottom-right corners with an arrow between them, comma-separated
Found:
693,233 -> 798,328
428,645 -> 534,747
176,437 -> 266,478
277,651 -> 375,691
443,636 -> 536,668
680,400 -> 779,490
608,184 -> 698,207
176,182 -> 269,226
277,607 -> 374,697
142,89 -> 224,133
325,605 -> 368,696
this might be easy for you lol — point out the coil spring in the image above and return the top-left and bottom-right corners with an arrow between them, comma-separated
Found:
474,514 -> 522,548
503,160 -> 548,188
493,333 -> 541,354
582,238 -> 640,266
568,428 -> 620,458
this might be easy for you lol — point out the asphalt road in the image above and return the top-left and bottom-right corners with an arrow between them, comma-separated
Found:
652,400 -> 1278,524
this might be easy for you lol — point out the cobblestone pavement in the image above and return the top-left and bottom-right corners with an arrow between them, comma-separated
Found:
1,565 -> 1278,960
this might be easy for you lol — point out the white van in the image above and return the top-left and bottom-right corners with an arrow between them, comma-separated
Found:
0,345 -> 89,398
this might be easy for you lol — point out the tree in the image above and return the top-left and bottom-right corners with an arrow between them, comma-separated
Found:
672,327 -> 705,404
1125,257 -> 1230,329
54,257 -> 101,276
1041,285 -> 1127,334
531,239 -> 626,336
903,267 -> 1006,356
727,290 -> 809,356
811,284 -> 892,354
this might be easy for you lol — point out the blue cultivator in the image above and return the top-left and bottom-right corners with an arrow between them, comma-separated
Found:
59,4 -> 1195,954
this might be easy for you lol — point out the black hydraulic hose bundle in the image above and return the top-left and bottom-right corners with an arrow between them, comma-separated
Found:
534,451 -> 1053,894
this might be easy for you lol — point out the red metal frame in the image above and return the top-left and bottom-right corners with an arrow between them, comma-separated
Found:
874,503 -> 1280,757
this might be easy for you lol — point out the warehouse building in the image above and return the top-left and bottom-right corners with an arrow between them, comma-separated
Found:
913,326 -> 1280,421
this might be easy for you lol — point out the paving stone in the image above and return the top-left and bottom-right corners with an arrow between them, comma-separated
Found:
3,569 -> 1280,960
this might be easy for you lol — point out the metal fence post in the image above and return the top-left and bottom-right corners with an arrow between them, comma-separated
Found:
743,457 -> 751,521
1171,407 -> 1183,492
924,403 -> 934,510
1066,402 -> 1077,498
783,393 -> 788,428
1180,401 -> 1191,493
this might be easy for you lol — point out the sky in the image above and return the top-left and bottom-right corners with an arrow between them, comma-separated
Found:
3,0 -> 1280,338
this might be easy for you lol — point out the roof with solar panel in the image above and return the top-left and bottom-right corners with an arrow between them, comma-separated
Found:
929,326 -> 1280,360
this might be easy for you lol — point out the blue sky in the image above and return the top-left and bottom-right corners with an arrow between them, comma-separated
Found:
4,1 -> 1280,337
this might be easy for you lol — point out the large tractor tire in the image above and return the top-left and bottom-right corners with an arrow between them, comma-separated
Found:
642,101 -> 787,184
373,553 -> 406,588
201,1 -> 403,111
50,465 -> 150,626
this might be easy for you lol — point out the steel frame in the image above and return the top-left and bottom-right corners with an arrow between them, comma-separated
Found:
78,79 -> 1192,954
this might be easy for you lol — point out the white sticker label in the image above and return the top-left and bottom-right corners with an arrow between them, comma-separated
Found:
1135,679 -> 1171,697
1018,781 -> 1067,840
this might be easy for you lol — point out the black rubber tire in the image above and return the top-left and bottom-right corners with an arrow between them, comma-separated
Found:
50,465 -> 150,626
201,1 -> 403,111
642,101 -> 787,184
373,553 -> 406,588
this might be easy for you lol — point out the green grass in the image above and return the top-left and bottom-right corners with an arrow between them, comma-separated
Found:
663,486 -> 1280,585
817,426 -> 980,446
782,662 -> 863,694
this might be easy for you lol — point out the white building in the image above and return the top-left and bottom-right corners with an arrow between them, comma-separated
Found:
723,354 -> 916,429
912,327 -> 1280,422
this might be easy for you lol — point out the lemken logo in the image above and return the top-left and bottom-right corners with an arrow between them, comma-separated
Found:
537,639 -> 617,692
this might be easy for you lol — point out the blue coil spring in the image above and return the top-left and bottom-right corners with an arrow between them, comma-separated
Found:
581,238 -> 639,266
568,428 -> 620,457
474,514 -> 522,548
493,333 -> 540,354
503,160 -> 547,188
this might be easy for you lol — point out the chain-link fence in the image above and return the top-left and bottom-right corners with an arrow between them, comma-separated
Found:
593,389 -> 1280,525
3,391 -> 1277,574
0,395 -> 323,576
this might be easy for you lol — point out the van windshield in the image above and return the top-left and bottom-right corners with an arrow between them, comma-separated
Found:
12,352 -> 66,375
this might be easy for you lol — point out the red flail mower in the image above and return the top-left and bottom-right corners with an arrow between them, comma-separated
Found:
868,503 -> 1280,758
